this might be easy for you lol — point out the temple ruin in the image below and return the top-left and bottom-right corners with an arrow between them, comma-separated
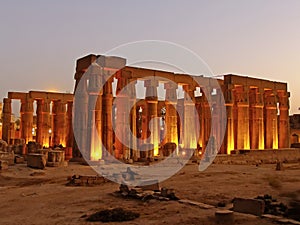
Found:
1,54 -> 290,161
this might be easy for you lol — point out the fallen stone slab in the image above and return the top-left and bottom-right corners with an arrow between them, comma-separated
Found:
178,199 -> 215,209
233,198 -> 265,216
0,160 -> 9,171
27,154 -> 46,169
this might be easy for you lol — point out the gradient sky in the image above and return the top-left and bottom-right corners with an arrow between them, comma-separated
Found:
0,0 -> 299,114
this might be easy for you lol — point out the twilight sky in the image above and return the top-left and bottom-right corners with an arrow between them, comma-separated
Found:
0,0 -> 299,114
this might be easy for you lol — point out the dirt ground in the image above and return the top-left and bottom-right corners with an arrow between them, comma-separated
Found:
0,161 -> 299,225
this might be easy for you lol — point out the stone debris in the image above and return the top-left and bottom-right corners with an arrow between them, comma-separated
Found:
215,210 -> 234,224
0,151 -> 14,165
178,199 -> 215,209
117,184 -> 179,201
233,197 -> 265,216
255,194 -> 288,216
0,160 -> 9,171
86,208 -> 139,222
27,154 -> 46,169
66,175 -> 109,186
276,161 -> 284,171
15,155 -> 25,164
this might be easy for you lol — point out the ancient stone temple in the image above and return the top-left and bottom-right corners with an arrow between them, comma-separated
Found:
1,91 -> 74,152
72,54 -> 290,161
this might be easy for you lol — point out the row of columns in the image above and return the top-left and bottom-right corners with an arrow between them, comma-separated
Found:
225,85 -> 290,153
2,95 -> 73,149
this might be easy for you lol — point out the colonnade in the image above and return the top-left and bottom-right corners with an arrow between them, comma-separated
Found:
1,91 -> 73,150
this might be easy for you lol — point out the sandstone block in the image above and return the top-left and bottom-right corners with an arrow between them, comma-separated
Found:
0,160 -> 9,170
233,198 -> 265,216
27,154 -> 46,169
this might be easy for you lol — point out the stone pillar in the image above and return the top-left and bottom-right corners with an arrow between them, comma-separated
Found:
115,74 -> 131,160
145,79 -> 159,156
201,87 -> 212,153
36,99 -> 51,147
183,85 -> 197,150
225,85 -> 235,154
73,74 -> 89,157
264,90 -> 278,149
52,100 -> 67,147
65,101 -> 74,159
2,98 -> 12,143
249,88 -> 264,149
277,91 -> 290,148
164,82 -> 178,145
129,80 -> 138,161
102,77 -> 114,156
20,97 -> 34,144
87,62 -> 103,160
235,86 -> 250,149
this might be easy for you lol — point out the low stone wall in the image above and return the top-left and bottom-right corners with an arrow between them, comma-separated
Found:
213,148 -> 300,165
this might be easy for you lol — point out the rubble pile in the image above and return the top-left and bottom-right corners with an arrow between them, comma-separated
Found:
117,184 -> 179,201
86,208 -> 140,222
66,175 -> 109,186
255,195 -> 288,216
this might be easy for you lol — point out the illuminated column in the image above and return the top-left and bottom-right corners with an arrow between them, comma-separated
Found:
277,91 -> 290,148
264,90 -> 278,149
36,99 -> 51,147
66,101 -> 74,148
145,79 -> 159,156
129,80 -> 138,161
87,62 -> 103,160
225,85 -> 235,154
164,82 -> 178,145
52,100 -> 67,146
20,97 -> 34,144
235,86 -> 250,149
2,98 -> 12,143
201,87 -> 212,153
249,88 -> 264,149
183,85 -> 197,150
115,74 -> 130,160
102,77 -> 114,156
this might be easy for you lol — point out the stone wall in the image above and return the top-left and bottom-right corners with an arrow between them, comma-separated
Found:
213,148 -> 300,165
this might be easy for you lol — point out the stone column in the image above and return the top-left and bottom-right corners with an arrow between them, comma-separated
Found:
102,77 -> 114,156
235,86 -> 250,149
87,62 -> 103,160
20,97 -> 34,144
73,74 -> 89,157
264,90 -> 278,149
2,98 -> 12,143
36,99 -> 51,147
249,88 -> 264,149
129,80 -> 138,161
52,100 -> 67,147
115,75 -> 130,160
183,85 -> 197,150
66,101 -> 74,148
224,85 -> 235,154
201,87 -> 212,153
277,91 -> 290,148
145,79 -> 159,156
164,82 -> 178,145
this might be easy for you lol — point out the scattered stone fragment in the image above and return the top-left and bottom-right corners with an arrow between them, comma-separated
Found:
215,210 -> 234,224
27,154 -> 46,169
87,208 -> 140,222
30,171 -> 45,176
178,199 -> 214,209
15,155 -> 25,164
66,175 -> 108,186
0,160 -> 9,171
255,195 -> 288,216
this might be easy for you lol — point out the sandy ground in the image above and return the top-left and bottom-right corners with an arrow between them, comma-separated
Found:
0,161 -> 299,225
